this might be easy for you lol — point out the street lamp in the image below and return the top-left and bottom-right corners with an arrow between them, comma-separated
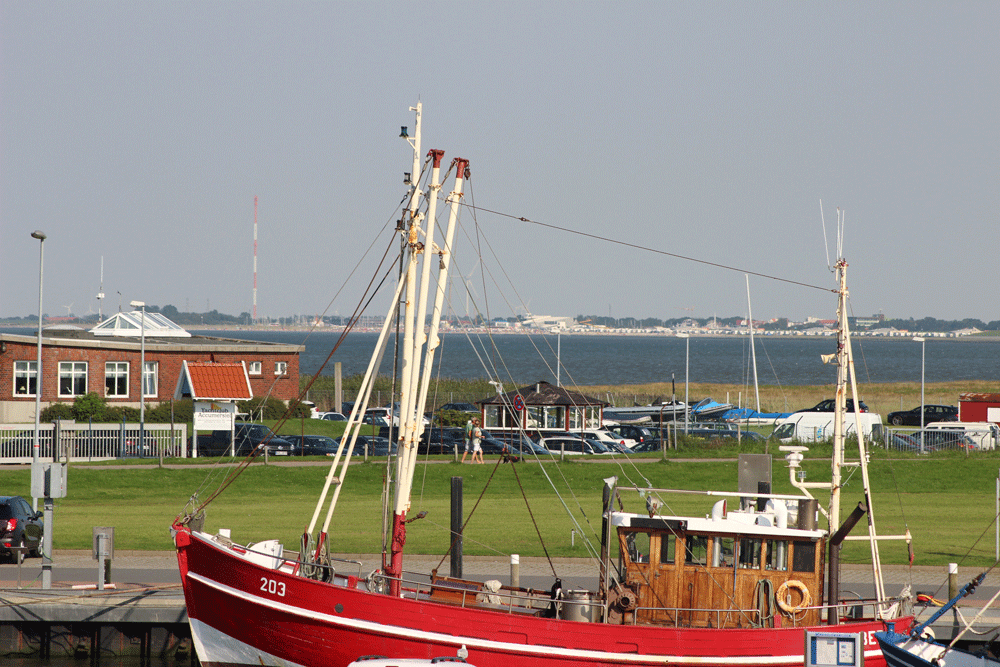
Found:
913,336 -> 925,453
30,231 -> 46,470
130,301 -> 146,457
677,333 -> 690,434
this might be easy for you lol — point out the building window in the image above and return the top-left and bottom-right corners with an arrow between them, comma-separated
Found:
14,361 -> 38,396
59,361 -> 88,397
274,361 -> 287,375
143,361 -> 158,398
105,362 -> 129,397
248,361 -> 262,375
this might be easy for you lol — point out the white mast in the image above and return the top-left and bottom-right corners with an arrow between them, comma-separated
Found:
746,274 -> 760,414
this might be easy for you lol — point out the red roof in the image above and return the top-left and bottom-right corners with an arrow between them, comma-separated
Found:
183,362 -> 253,400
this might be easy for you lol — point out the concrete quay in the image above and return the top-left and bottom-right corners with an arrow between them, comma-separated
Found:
2,551 -> 999,660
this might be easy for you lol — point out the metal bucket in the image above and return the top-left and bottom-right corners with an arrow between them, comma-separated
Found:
559,589 -> 595,622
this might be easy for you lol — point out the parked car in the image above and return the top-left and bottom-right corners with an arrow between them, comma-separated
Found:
419,427 -> 466,455
538,435 -> 612,455
906,429 -> 975,451
795,399 -> 869,413
574,429 -> 637,449
887,405 -> 958,426
318,412 -> 348,422
608,424 -> 658,445
1,495 -> 43,564
491,431 -> 549,456
283,435 -> 340,456
438,403 -> 479,415
345,435 -> 396,457
195,422 -> 295,457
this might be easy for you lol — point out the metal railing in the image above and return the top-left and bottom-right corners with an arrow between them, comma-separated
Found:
0,421 -> 188,463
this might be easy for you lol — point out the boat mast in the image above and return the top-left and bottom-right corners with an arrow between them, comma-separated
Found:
387,156 -> 468,594
832,257 -> 888,614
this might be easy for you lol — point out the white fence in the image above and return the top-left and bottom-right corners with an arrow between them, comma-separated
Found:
0,422 -> 188,464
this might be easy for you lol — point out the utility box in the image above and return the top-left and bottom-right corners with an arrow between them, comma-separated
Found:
93,526 -> 115,559
31,461 -> 68,499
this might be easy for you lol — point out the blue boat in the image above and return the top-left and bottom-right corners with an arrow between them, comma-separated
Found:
874,573 -> 1000,667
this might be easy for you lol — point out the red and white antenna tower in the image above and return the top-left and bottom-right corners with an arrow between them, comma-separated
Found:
252,195 -> 258,324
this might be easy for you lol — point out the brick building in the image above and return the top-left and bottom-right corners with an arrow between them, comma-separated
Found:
0,311 -> 302,423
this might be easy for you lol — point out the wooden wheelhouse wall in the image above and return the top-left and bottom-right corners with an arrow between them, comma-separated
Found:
617,526 -> 825,628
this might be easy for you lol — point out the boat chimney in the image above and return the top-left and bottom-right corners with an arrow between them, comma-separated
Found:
796,498 -> 818,531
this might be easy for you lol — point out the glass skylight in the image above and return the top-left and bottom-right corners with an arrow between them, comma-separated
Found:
90,310 -> 192,337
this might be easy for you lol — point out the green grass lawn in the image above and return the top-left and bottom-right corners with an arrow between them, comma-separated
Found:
2,445 -> 996,567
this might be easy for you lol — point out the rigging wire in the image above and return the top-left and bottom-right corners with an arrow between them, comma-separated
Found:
459,201 -> 835,295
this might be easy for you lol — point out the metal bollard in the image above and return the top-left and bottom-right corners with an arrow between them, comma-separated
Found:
510,554 -> 520,589
948,562 -> 958,600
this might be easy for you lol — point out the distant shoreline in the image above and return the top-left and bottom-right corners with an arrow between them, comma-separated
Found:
2,323 -> 997,342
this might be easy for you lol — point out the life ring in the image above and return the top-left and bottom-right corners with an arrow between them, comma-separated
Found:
776,580 -> 811,614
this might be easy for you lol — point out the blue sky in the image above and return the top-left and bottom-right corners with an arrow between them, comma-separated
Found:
2,2 -> 997,324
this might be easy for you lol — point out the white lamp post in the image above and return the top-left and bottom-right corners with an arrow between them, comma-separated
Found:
130,301 -> 146,456
677,333 -> 690,434
30,231 -> 46,470
913,336 -> 925,453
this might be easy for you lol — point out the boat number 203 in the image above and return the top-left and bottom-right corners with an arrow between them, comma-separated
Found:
260,577 -> 286,597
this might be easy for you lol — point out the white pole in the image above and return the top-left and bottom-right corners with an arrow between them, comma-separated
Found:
31,231 -> 46,472
746,275 -> 760,413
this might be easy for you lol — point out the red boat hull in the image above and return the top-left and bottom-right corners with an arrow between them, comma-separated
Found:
175,528 -> 908,667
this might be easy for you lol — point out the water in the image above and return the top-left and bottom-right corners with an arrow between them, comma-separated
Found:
191,330 -> 1000,386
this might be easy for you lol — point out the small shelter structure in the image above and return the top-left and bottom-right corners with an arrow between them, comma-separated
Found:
175,361 -> 253,457
479,380 -> 607,433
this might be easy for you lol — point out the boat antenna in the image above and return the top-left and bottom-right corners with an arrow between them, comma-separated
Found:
820,200 -> 832,271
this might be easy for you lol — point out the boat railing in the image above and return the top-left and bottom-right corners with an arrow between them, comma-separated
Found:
626,595 -> 906,628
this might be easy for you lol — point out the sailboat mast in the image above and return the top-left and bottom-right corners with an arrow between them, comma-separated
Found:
746,275 -> 761,414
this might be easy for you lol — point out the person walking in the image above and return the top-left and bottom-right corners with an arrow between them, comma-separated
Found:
461,417 -> 474,463
471,417 -> 484,464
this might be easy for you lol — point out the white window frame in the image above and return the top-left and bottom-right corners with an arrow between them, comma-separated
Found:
248,361 -> 262,375
58,361 -> 88,397
274,361 -> 288,376
105,361 -> 130,398
142,361 -> 158,398
14,361 -> 38,397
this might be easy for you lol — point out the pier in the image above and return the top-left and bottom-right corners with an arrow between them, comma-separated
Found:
3,552 -> 999,662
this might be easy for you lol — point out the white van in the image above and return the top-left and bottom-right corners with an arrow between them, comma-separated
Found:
924,421 -> 999,450
771,412 -> 884,443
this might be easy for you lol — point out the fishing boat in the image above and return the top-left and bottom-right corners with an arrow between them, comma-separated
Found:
172,105 -> 913,667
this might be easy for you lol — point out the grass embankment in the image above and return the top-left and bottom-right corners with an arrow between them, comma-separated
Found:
2,443 -> 997,568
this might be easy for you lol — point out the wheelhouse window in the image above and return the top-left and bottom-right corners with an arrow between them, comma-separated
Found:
738,538 -> 761,569
765,539 -> 788,571
59,361 -> 88,397
248,361 -> 262,375
684,535 -> 708,565
105,362 -> 129,397
792,541 -> 817,573
660,533 -> 676,564
625,531 -> 650,564
142,361 -> 158,398
274,361 -> 288,375
712,536 -> 734,567
14,361 -> 38,396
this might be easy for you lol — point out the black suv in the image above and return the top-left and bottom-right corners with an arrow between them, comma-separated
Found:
1,495 -> 43,564
796,399 -> 869,413
887,405 -> 958,426
195,422 -> 295,457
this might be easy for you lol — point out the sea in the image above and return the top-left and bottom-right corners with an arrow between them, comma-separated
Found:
190,329 -> 1000,387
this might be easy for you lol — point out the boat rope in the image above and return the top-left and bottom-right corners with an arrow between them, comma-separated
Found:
508,457 -> 559,578
433,456 -> 508,575
177,235 -> 405,521
457,200 -> 836,295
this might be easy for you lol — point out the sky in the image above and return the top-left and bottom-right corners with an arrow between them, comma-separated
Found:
2,2 -> 997,325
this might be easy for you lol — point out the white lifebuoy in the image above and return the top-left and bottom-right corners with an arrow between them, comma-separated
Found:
776,580 -> 811,614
